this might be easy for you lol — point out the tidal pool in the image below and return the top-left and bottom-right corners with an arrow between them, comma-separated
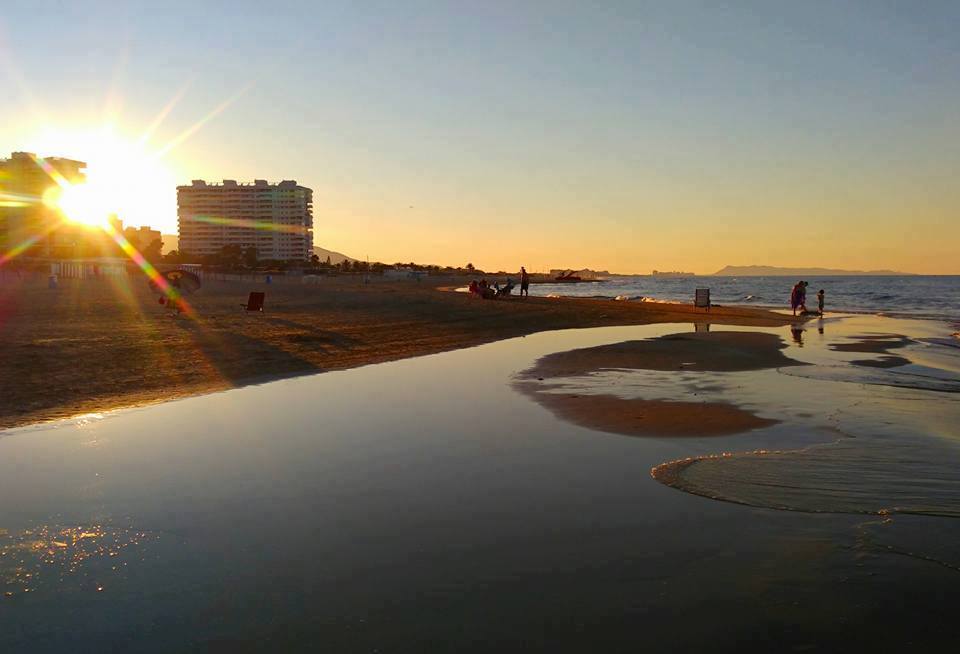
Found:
2,314 -> 959,652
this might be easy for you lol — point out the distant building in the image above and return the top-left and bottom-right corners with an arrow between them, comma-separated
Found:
0,151 -> 86,256
122,225 -> 162,252
652,270 -> 695,278
177,179 -> 313,261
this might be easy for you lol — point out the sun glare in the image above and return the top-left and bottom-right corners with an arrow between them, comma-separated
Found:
44,183 -> 110,228
30,126 -> 178,232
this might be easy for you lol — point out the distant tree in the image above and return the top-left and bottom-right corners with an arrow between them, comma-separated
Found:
143,238 -> 163,263
325,255 -> 331,266
216,244 -> 244,268
465,262 -> 475,271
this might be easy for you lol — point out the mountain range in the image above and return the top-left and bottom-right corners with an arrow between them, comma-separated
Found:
311,246 -> 354,264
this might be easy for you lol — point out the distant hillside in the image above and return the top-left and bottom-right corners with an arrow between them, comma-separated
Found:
714,265 -> 913,277
312,246 -> 355,265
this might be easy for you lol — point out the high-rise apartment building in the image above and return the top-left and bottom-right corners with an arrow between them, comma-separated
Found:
0,151 -> 86,255
177,179 -> 313,261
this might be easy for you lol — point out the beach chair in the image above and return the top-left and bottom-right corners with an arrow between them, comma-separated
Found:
694,288 -> 711,310
241,292 -> 265,312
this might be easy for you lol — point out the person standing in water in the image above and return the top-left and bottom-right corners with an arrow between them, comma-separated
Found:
520,267 -> 530,297
817,289 -> 825,315
790,281 -> 807,315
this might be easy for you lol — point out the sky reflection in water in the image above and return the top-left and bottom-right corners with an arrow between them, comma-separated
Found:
1,314 -> 959,651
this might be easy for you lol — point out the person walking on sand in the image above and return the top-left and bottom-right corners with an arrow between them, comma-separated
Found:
817,288 -> 825,316
520,267 -> 530,297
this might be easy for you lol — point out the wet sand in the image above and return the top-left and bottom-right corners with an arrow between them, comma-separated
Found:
830,333 -> 912,368
524,392 -> 777,437
516,330 -> 800,437
0,275 -> 797,430
521,331 -> 803,378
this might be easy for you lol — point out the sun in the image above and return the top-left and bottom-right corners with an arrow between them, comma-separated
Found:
30,125 -> 178,233
43,183 -> 110,228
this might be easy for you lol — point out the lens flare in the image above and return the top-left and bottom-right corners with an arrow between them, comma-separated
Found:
46,183 -> 111,229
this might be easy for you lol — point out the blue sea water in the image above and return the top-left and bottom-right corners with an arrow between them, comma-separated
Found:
528,275 -> 960,322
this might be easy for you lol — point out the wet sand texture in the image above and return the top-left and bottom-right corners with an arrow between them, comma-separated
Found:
527,392 -> 777,437
523,331 -> 805,380
516,331 -> 797,437
830,334 -> 913,368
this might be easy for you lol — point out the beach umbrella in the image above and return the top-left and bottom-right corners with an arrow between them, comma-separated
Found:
149,269 -> 202,295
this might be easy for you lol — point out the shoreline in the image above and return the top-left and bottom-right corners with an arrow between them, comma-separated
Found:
0,275 -> 802,432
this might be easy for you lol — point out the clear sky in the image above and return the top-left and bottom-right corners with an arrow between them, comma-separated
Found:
2,1 -> 957,273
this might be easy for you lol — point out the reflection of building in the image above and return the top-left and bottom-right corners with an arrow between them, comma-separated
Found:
177,179 -> 313,261
0,151 -> 86,256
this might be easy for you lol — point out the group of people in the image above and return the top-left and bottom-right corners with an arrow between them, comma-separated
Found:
790,280 -> 825,316
468,267 -> 531,300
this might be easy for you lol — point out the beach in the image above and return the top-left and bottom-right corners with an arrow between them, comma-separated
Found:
0,274 -> 796,429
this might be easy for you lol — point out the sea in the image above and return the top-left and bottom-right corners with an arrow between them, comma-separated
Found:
528,275 -> 960,322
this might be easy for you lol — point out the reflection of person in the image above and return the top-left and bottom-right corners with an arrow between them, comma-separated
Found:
791,325 -> 804,345
817,289 -> 825,315
520,267 -> 530,297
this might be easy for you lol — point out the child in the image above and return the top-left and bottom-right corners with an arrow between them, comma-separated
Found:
817,289 -> 825,315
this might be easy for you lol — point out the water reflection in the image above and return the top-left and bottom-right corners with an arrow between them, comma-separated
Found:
1,314 -> 959,651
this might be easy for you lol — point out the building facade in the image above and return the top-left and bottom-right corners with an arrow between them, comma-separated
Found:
177,179 -> 313,261
0,151 -> 86,256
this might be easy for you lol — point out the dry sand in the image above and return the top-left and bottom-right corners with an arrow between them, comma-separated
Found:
0,274 -> 799,430
516,330 -> 803,437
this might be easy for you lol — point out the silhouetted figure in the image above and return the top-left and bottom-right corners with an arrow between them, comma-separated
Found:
790,281 -> 808,316
817,289 -> 825,315
520,267 -> 530,297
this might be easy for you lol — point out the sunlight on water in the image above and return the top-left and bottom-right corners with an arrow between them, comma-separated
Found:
1,524 -> 158,598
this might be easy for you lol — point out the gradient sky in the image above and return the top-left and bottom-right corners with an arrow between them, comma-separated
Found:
2,1 -> 958,273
